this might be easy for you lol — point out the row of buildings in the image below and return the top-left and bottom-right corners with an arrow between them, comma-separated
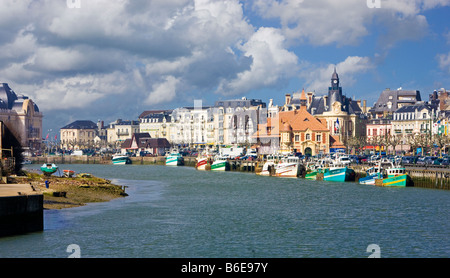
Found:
58,69 -> 450,156
1,69 -> 449,157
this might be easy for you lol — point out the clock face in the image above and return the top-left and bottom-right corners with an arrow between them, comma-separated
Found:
333,80 -> 337,83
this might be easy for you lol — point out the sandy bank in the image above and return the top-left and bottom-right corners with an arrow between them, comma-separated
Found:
8,171 -> 128,210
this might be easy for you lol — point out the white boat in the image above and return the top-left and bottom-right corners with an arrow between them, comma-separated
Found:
211,156 -> 230,171
275,156 -> 301,178
112,154 -> 131,165
258,155 -> 281,176
166,152 -> 184,166
196,156 -> 209,170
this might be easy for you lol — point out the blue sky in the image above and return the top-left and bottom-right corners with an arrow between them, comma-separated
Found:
0,0 -> 449,137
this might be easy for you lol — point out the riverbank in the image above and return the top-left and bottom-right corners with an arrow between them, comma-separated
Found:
8,172 -> 128,210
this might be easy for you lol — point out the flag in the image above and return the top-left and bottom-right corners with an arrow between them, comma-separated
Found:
334,118 -> 340,134
55,135 -> 57,140
45,133 -> 49,140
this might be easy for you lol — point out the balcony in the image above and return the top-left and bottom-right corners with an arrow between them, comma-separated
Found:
116,131 -> 129,136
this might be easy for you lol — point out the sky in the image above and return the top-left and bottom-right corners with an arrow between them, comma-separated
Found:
1,0 -> 449,138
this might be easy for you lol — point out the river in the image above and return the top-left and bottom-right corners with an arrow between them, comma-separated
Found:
0,163 -> 448,258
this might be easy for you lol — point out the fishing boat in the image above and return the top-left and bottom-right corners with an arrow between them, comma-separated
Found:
211,156 -> 230,171
275,156 -> 302,178
375,163 -> 413,187
196,156 -> 209,170
112,154 -> 131,165
358,165 -> 383,185
40,163 -> 58,175
257,155 -> 280,176
322,166 -> 355,182
166,152 -> 184,166
63,169 -> 75,178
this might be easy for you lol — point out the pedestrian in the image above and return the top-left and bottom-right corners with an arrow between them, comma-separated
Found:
45,180 -> 50,189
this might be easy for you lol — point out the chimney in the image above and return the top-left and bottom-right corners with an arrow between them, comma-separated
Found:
285,94 -> 291,106
363,100 -> 367,113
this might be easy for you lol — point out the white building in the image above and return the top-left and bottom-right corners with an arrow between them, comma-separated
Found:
170,105 -> 214,147
391,102 -> 436,136
214,97 -> 266,146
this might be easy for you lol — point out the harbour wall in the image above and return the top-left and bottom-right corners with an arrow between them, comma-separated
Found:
29,156 -> 450,190
0,185 -> 44,237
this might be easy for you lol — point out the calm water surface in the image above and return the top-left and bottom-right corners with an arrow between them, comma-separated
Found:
0,164 -> 448,258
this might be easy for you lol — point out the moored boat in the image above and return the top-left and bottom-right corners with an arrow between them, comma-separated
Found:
196,156 -> 209,170
112,154 -> 131,165
275,156 -> 302,178
63,169 -> 75,178
358,165 -> 383,185
374,163 -> 413,187
257,155 -> 280,176
40,163 -> 58,175
211,156 -> 230,171
166,152 -> 184,166
323,166 -> 355,182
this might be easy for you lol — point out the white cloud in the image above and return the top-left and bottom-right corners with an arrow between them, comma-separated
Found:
301,56 -> 374,93
146,76 -> 180,105
437,52 -> 450,74
251,0 -> 448,47
216,27 -> 299,95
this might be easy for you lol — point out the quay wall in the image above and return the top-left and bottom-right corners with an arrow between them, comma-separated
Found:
28,156 -> 449,190
0,193 -> 43,237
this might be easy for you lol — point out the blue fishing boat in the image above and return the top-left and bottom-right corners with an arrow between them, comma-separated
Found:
359,165 -> 383,185
323,166 -> 355,182
374,163 -> 413,187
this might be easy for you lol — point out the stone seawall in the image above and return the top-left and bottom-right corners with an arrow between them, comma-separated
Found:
0,184 -> 43,237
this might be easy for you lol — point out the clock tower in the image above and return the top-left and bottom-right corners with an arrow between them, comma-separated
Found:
331,67 -> 339,90
327,67 -> 343,112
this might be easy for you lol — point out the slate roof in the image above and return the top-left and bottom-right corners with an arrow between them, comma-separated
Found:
371,89 -> 421,113
394,102 -> 432,114
61,120 -> 98,130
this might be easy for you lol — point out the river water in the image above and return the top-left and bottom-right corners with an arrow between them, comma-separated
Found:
0,163 -> 449,258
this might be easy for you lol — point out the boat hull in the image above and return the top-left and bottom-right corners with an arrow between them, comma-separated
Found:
211,161 -> 230,171
112,158 -> 131,165
40,164 -> 58,175
257,162 -> 275,176
305,170 -> 319,180
166,157 -> 183,166
196,158 -> 208,170
275,163 -> 300,178
323,167 -> 355,182
376,174 -> 412,187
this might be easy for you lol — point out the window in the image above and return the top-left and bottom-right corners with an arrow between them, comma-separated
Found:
316,134 -> 321,142
306,133 -> 311,140
295,135 -> 299,142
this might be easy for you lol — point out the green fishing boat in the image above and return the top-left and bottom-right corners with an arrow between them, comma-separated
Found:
40,163 -> 58,175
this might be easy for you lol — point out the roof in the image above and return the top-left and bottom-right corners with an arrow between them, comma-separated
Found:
122,133 -> 171,149
279,106 -> 329,132
61,120 -> 98,130
138,110 -> 173,119
372,89 -> 421,113
330,135 -> 346,149
394,102 -> 432,113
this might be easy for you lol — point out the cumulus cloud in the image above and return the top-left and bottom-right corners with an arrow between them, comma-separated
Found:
300,56 -> 374,93
216,27 -> 299,95
146,76 -> 180,105
251,0 -> 448,47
